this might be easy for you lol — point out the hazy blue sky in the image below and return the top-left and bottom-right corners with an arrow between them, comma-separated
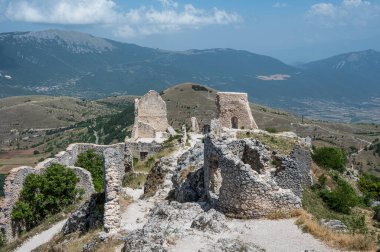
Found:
1,0 -> 379,63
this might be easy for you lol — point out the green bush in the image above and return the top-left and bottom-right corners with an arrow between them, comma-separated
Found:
312,147 -> 346,172
11,164 -> 79,231
75,150 -> 104,192
0,174 -> 6,197
265,127 -> 277,133
319,175 -> 361,214
358,173 -> 380,203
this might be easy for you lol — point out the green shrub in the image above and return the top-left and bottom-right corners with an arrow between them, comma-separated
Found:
265,127 -> 277,133
312,147 -> 346,172
191,84 -> 208,92
11,164 -> 79,231
358,173 -> 380,203
75,150 -> 104,192
319,176 -> 361,214
0,174 -> 6,197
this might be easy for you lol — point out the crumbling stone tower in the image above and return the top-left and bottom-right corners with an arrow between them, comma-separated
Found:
216,92 -> 258,130
131,90 -> 170,139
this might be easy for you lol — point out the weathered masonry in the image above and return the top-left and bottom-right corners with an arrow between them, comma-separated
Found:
131,90 -> 171,140
216,92 -> 258,130
126,90 -> 175,161
0,143 -> 126,241
203,135 -> 312,218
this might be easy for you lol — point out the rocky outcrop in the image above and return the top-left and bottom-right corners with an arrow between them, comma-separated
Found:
123,201 -> 219,251
63,193 -> 104,234
320,219 -> 348,233
199,238 -> 265,252
190,209 -> 228,233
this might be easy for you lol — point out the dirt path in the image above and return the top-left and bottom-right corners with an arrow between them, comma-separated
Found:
121,147 -> 188,232
14,219 -> 67,252
173,218 -> 336,252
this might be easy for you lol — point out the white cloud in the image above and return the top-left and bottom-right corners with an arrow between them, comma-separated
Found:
308,3 -> 336,17
273,2 -> 288,8
116,3 -> 241,38
5,0 -> 119,25
307,0 -> 380,27
2,0 -> 241,38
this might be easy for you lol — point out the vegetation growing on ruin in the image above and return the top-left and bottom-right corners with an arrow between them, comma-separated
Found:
11,164 -> 81,231
75,150 -> 104,192
238,131 -> 298,155
123,134 -> 181,190
312,146 -> 346,172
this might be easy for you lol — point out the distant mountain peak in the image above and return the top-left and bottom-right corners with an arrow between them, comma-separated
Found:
0,29 -> 115,54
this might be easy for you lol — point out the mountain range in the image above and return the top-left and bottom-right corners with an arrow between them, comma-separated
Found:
1,29 -> 379,122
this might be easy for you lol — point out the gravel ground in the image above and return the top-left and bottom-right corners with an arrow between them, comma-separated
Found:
173,218 -> 337,252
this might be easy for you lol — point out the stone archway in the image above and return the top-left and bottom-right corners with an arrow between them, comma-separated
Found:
231,116 -> 238,129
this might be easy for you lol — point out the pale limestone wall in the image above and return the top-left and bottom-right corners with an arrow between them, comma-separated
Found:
103,148 -> 123,233
203,136 -> 302,218
132,90 -> 169,139
216,92 -> 258,130
125,141 -> 163,160
191,117 -> 200,133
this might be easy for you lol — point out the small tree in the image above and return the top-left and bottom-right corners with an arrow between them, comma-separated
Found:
12,164 -> 79,231
75,150 -> 104,192
312,147 -> 346,172
319,176 -> 361,214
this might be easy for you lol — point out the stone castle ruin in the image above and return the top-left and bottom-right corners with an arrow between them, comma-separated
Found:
203,136 -> 311,218
126,90 -> 175,161
131,90 -> 171,140
0,143 -> 126,241
0,88 -> 313,244
216,92 -> 258,130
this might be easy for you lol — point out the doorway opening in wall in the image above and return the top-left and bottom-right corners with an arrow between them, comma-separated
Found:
231,116 -> 238,129
140,152 -> 148,160
209,156 -> 222,197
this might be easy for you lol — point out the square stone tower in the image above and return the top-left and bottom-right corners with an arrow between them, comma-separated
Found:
216,92 -> 258,130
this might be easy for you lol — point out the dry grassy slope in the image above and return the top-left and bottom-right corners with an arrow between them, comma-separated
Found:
97,95 -> 138,107
162,83 -> 378,141
0,95 -> 115,131
162,83 -> 218,129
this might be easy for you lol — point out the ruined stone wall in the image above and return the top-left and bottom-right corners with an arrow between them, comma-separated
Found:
103,148 -> 123,233
216,92 -> 258,130
125,141 -> 163,160
273,146 -> 313,198
0,164 -> 94,241
203,136 -> 303,218
0,142 -> 127,241
132,90 -> 169,139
